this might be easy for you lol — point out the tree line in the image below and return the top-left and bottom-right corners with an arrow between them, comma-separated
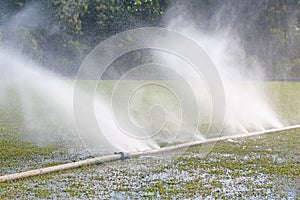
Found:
0,0 -> 299,78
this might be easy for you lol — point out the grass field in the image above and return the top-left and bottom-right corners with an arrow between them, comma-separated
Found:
0,82 -> 299,199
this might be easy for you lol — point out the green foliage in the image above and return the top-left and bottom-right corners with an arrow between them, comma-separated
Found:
0,0 -> 299,78
125,0 -> 164,19
51,0 -> 89,34
49,0 -> 172,36
271,28 -> 286,43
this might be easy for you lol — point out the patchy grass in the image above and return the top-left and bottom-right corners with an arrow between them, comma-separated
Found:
0,116 -> 68,175
0,129 -> 299,199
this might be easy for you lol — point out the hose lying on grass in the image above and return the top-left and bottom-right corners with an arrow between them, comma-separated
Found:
1,124 -> 300,183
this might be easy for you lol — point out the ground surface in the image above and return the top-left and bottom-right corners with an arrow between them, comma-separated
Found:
0,82 -> 299,199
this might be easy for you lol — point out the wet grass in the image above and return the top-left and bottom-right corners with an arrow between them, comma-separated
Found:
0,129 -> 299,199
0,111 -> 68,175
0,81 -> 299,199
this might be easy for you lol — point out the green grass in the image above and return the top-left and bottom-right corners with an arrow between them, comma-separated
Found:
0,81 -> 299,199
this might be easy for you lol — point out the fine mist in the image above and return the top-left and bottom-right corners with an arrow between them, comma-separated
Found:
0,49 -> 159,154
157,3 -> 283,134
0,1 -> 286,155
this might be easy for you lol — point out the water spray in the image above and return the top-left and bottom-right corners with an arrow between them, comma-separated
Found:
0,10 -> 297,188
